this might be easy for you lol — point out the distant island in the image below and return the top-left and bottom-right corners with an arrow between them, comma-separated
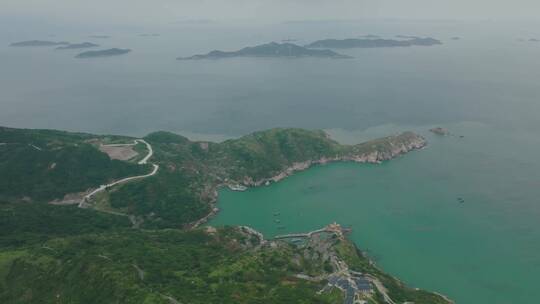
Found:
56,42 -> 99,50
451,37 -> 461,40
139,33 -> 160,37
530,38 -> 540,42
75,48 -> 131,58
305,37 -> 442,49
178,42 -> 352,60
88,35 -> 110,39
360,34 -> 380,38
430,127 -> 450,136
395,35 -> 420,39
10,40 -> 69,47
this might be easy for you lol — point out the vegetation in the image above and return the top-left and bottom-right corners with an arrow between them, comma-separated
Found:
1,126 -> 423,228
75,48 -> 131,58
109,128 -> 423,228
334,240 -> 450,304
0,223 -> 342,304
108,171 -> 211,229
0,127 -> 149,202
0,201 -> 130,248
0,126 -> 449,303
178,42 -> 352,60
210,128 -> 343,180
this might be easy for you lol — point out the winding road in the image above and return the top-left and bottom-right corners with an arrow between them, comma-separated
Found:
79,139 -> 158,208
135,139 -> 153,165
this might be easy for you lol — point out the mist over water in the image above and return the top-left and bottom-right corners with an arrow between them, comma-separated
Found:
1,20 -> 540,137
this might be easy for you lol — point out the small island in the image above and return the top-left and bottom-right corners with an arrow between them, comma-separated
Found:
10,40 -> 69,47
530,38 -> 540,42
56,42 -> 99,50
305,37 -> 442,49
88,35 -> 110,39
360,34 -> 380,38
430,127 -> 450,136
395,35 -> 420,39
75,48 -> 131,58
177,42 -> 352,60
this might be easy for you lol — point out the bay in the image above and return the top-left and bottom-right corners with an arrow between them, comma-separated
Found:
210,122 -> 540,303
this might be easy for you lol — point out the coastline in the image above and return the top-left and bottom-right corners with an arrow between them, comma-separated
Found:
222,223 -> 453,303
191,134 -> 426,229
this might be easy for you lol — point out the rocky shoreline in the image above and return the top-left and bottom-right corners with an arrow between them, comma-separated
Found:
241,132 -> 426,187
191,132 -> 426,228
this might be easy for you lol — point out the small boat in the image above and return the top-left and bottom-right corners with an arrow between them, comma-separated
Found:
277,225 -> 286,230
228,184 -> 248,191
274,219 -> 281,223
273,212 -> 280,216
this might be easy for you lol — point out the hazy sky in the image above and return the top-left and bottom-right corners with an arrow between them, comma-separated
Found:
2,0 -> 539,26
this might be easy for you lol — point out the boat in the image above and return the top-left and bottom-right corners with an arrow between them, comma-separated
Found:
228,184 -> 248,191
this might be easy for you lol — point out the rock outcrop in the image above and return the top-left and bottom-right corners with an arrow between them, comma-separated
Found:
240,132 -> 426,187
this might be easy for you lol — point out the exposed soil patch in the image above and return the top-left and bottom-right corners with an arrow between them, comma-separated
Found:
99,145 -> 138,161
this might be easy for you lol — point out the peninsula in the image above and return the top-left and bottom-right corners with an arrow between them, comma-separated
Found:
0,126 -> 453,304
305,37 -> 442,48
75,48 -> 131,58
1,126 -> 425,228
178,42 -> 352,60
56,42 -> 99,50
9,40 -> 69,47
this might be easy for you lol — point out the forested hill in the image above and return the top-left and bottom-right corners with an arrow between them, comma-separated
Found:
0,127 -> 148,203
0,126 -> 454,304
0,126 -> 425,228
0,200 -> 451,304
108,128 -> 425,228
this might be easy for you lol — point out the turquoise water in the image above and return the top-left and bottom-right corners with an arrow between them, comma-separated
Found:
210,122 -> 540,303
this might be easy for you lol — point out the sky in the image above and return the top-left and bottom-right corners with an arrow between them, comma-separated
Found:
1,0 -> 540,26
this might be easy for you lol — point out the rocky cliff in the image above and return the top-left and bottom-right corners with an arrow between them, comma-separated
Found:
239,132 -> 426,187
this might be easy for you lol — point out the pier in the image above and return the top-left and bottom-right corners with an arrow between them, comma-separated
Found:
274,223 -> 349,240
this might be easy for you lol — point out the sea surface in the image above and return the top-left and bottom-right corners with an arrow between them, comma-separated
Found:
211,122 -> 540,303
1,19 -> 540,303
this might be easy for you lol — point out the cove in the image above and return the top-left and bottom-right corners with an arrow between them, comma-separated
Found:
210,123 -> 540,304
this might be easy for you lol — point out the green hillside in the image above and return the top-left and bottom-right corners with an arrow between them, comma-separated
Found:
0,126 -> 450,304
0,203 -> 448,304
108,128 -> 424,228
0,127 -> 149,202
